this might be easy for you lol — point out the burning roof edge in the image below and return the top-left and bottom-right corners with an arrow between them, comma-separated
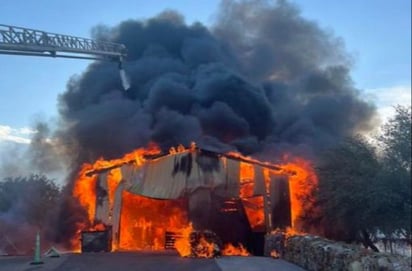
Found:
85,147 -> 296,177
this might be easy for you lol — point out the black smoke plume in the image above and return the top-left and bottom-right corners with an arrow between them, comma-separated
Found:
57,1 -> 375,165
21,0 -> 377,247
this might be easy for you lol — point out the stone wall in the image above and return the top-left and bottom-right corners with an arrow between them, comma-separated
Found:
264,233 -> 411,271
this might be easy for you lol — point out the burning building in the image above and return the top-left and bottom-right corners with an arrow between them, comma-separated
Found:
21,0 -> 374,258
71,144 -> 316,256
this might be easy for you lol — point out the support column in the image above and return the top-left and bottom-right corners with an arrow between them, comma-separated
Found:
261,168 -> 272,233
111,181 -> 125,250
95,172 -> 109,224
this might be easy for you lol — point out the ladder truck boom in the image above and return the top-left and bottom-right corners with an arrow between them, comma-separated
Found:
0,24 -> 126,61
0,24 -> 130,90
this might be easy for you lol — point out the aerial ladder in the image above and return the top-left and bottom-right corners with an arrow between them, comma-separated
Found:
0,24 -> 130,90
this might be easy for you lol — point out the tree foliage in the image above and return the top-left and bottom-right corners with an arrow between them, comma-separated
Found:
378,106 -> 411,240
313,105 -> 411,250
379,106 -> 411,172
315,136 -> 381,250
0,174 -> 61,227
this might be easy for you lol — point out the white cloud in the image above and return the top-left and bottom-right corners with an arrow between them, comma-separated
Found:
0,125 -> 36,144
363,85 -> 411,123
18,127 -> 37,135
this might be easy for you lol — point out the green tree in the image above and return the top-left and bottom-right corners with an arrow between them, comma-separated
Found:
377,106 -> 411,243
315,135 -> 382,251
313,106 -> 412,251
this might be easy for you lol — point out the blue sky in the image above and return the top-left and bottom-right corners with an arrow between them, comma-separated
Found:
0,0 -> 410,144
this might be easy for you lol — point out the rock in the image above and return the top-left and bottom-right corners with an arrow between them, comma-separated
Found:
264,231 -> 285,257
264,232 -> 411,271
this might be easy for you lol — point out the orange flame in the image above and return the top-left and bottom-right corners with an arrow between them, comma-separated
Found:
239,162 -> 255,198
71,142 -> 317,253
238,162 -> 265,231
73,167 -> 98,223
73,142 -> 161,217
119,191 -> 188,250
222,243 -> 250,256
280,156 -> 318,229
71,143 -> 163,249
174,224 -> 194,257
194,237 -> 217,258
